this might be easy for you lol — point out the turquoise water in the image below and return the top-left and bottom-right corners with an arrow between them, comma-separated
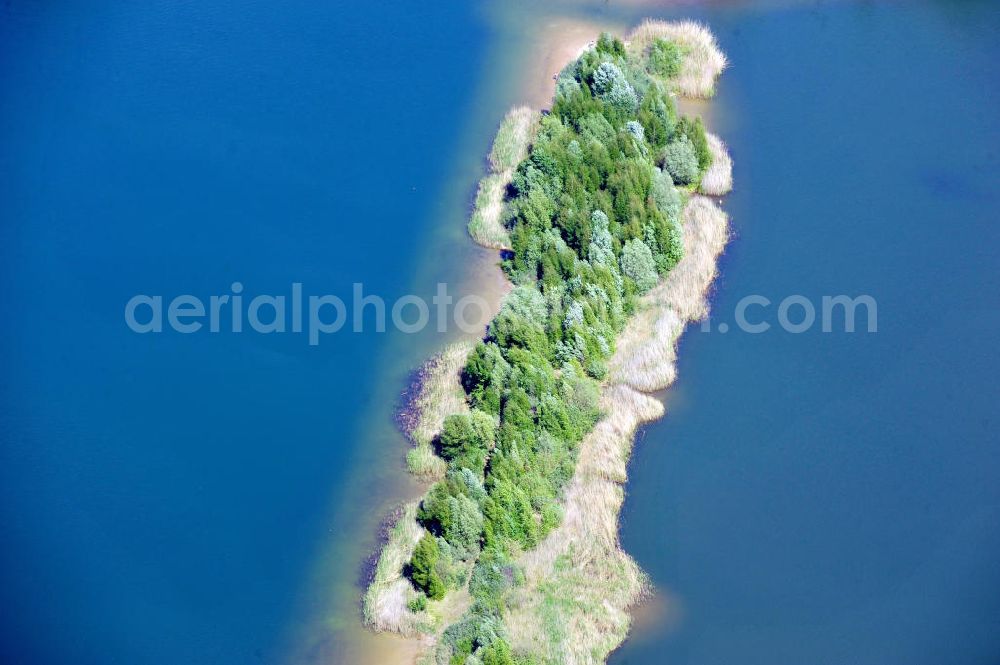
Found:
2,1 -> 998,664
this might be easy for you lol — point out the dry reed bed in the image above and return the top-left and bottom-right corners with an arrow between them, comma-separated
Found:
403,340 -> 475,479
365,343 -> 475,634
700,132 -> 733,196
611,196 -> 730,393
501,195 -> 729,662
468,106 -> 540,249
362,503 -> 429,636
627,20 -> 727,98
365,326 -> 513,634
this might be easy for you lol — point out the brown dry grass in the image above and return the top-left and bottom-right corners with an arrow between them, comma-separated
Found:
404,341 -> 475,479
469,106 -> 540,250
699,132 -> 733,196
362,503 -> 430,636
611,196 -> 729,393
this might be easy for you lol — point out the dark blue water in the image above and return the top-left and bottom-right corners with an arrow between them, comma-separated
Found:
0,2 -> 486,663
613,2 -> 1000,664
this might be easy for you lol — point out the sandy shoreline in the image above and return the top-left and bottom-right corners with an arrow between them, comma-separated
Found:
520,17 -> 612,109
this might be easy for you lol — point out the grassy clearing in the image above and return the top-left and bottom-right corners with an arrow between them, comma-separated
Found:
699,132 -> 733,196
468,106 -> 540,249
627,19 -> 727,98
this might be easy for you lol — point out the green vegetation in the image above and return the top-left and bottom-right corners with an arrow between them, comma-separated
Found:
663,133 -> 700,185
627,19 -> 728,98
648,38 -> 683,78
677,116 -> 711,172
397,30 -> 720,663
410,533 -> 447,600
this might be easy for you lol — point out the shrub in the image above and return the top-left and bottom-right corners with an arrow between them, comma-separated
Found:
409,533 -> 445,599
621,238 -> 658,293
469,551 -> 513,613
663,134 -> 700,185
480,639 -> 516,665
649,38 -> 683,78
407,592 -> 427,613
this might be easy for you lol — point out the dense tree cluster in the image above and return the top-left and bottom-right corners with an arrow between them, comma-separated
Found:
408,32 -> 714,663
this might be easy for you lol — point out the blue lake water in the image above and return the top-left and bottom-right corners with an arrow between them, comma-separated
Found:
0,1 -> 489,663
611,1 -> 1000,664
1,1 -> 998,664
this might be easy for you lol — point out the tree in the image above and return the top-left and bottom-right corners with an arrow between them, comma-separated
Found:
651,168 -> 682,222
621,238 -> 658,293
588,210 -> 614,266
596,31 -> 626,58
445,494 -> 484,558
410,533 -> 445,599
591,62 -> 626,96
638,83 -> 676,149
605,81 -> 639,116
663,134 -> 700,185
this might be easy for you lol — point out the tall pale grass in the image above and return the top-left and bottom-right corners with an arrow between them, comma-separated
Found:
628,19 -> 727,98
468,106 -> 540,249
362,503 -> 431,636
611,196 -> 729,393
467,174 -> 510,251
699,132 -> 733,196
403,341 -> 474,479
489,106 -> 537,172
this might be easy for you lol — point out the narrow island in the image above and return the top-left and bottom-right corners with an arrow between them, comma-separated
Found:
365,20 -> 732,664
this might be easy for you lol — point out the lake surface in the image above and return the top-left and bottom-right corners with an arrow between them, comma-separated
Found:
1,1 -> 997,664
610,1 -> 1000,664
0,1 -> 492,663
